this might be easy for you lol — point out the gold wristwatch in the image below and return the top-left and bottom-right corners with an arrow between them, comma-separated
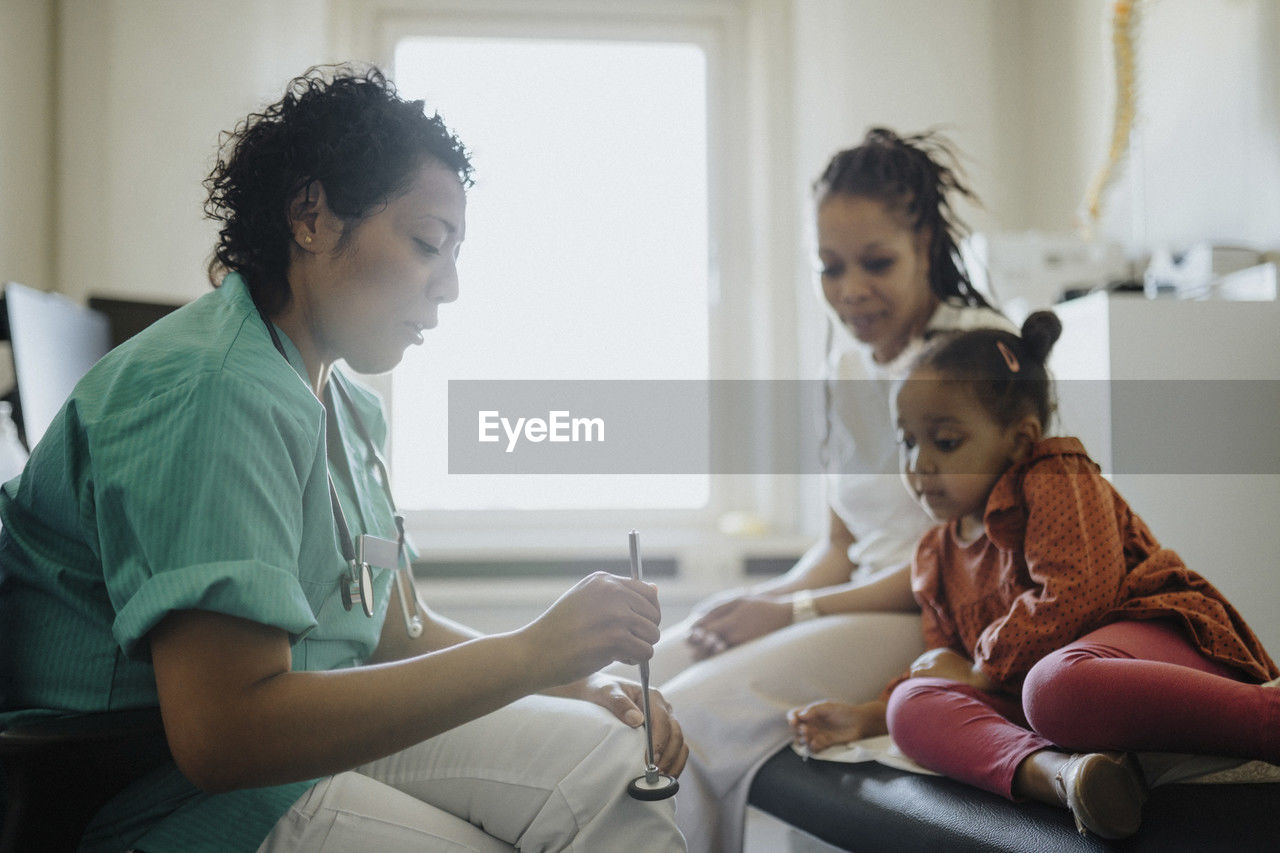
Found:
791,589 -> 820,623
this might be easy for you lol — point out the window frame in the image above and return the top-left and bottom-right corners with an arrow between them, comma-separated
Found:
330,0 -> 810,556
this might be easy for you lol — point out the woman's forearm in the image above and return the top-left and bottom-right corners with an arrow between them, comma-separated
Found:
751,538 -> 857,597
367,580 -> 482,665
153,612 -> 542,792
153,573 -> 660,793
753,507 -> 862,598
757,553 -> 916,615
233,636 -> 539,787
809,562 -> 916,615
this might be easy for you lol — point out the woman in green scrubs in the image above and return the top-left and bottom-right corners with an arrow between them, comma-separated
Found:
0,66 -> 687,853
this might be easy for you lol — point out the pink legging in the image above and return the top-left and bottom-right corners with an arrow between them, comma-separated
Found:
885,620 -> 1280,799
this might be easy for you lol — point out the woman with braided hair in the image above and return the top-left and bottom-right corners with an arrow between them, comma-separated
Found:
632,128 -> 1014,852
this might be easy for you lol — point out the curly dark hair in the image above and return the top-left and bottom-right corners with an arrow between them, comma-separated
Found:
814,127 -> 990,309
915,310 -> 1063,430
204,64 -> 474,313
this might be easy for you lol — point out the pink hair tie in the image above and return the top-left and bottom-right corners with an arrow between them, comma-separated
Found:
996,340 -> 1021,373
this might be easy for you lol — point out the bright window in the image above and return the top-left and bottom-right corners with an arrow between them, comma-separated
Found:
391,36 -> 711,511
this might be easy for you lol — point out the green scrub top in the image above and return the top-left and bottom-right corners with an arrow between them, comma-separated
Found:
0,273 -> 402,852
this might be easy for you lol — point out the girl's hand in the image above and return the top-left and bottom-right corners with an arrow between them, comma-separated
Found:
549,674 -> 688,777
787,700 -> 888,753
686,595 -> 792,659
908,648 -> 996,691
517,572 -> 661,687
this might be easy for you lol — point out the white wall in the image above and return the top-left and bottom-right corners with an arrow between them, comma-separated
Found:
55,0 -> 332,304
0,0 -> 55,292
1123,0 -> 1280,250
0,0 -> 55,393
996,0 -> 1111,233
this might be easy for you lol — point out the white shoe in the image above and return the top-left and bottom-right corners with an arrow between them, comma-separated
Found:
1053,752 -> 1147,839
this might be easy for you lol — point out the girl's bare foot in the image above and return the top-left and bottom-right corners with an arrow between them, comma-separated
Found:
786,700 -> 888,753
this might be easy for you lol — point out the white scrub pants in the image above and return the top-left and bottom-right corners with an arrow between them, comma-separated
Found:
634,612 -> 923,853
257,695 -> 685,852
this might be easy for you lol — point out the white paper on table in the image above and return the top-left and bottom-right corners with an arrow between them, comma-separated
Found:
793,734 -> 940,776
792,739 -> 1280,785
1138,753 -> 1280,787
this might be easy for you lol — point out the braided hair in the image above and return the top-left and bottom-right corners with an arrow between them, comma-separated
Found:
814,127 -> 989,309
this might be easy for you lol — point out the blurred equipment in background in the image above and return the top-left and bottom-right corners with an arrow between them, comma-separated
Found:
0,284 -> 183,451
1,282 -> 111,450
964,232 -> 1130,321
87,295 -> 181,348
1143,243 -> 1274,301
0,401 -> 27,484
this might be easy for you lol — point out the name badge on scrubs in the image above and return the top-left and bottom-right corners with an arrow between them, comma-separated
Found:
342,533 -> 399,618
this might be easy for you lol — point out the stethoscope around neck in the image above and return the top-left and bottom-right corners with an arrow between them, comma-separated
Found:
257,307 -> 425,639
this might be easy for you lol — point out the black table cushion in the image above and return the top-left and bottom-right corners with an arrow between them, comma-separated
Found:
748,746 -> 1280,852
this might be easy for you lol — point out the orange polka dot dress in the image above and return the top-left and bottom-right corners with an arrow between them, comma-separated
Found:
911,437 -> 1277,690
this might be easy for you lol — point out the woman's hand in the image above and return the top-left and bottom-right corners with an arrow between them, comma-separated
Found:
549,674 -> 688,777
908,648 -> 996,692
787,700 -> 888,753
516,571 -> 662,687
686,594 -> 792,659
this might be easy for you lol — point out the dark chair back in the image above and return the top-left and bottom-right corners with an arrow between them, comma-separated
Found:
1,707 -> 171,853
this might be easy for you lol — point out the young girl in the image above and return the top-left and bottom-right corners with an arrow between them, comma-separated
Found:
788,310 -> 1279,839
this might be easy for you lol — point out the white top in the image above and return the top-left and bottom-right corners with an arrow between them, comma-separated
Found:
824,301 -> 1015,582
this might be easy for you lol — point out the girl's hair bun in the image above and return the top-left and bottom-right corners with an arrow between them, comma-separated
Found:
1019,310 -> 1062,363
